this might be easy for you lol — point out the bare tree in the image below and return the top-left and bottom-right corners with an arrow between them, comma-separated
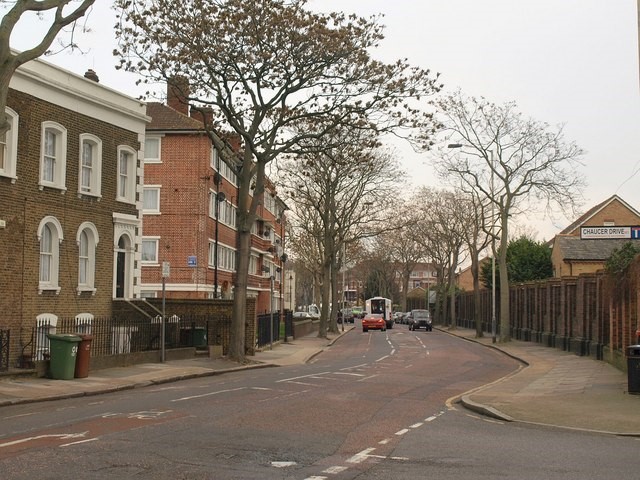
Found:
114,0 -> 442,361
435,90 -> 585,341
375,200 -> 429,312
281,127 -> 402,337
0,0 -> 96,134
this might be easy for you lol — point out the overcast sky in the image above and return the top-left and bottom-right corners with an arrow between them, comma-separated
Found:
10,0 -> 640,240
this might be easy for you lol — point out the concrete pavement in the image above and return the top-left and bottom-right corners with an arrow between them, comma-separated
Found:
0,325 -> 638,436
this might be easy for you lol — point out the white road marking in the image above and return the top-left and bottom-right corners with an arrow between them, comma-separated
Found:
346,447 -> 376,464
128,410 -> 172,420
285,381 -> 322,387
340,363 -> 368,370
272,461 -> 297,468
60,438 -> 99,447
425,415 -> 438,422
323,466 -> 348,474
410,422 -> 423,428
303,477 -> 327,480
2,412 -> 37,420
277,372 -> 330,383
0,431 -> 88,448
172,387 -> 246,402
358,375 -> 379,381
379,438 -> 391,445
333,372 -> 365,377
376,355 -> 389,362
395,428 -> 409,435
258,389 -> 311,402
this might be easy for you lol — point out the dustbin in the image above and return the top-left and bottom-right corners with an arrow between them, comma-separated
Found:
75,334 -> 93,378
47,334 -> 81,380
628,345 -> 640,394
180,327 -> 207,348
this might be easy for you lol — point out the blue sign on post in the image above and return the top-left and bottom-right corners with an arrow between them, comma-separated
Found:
187,256 -> 197,267
632,227 -> 640,240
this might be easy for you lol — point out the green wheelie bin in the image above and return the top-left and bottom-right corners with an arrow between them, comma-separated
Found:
47,334 -> 81,380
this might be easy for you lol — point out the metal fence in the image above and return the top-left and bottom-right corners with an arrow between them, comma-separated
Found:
256,312 -> 281,348
26,314 -> 232,363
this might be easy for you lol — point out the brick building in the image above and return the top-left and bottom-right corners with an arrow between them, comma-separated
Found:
141,89 -> 288,314
0,57 -> 148,366
551,195 -> 640,277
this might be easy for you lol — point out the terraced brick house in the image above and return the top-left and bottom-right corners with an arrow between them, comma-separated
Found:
0,56 -> 148,369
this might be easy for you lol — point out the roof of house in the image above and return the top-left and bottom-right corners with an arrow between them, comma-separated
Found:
146,102 -> 204,131
554,235 -> 631,261
559,195 -> 640,235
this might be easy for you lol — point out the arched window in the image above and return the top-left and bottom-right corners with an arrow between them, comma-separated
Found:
77,222 -> 99,294
38,216 -> 63,294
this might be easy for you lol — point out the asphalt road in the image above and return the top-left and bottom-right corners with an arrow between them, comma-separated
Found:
1,326 -> 638,479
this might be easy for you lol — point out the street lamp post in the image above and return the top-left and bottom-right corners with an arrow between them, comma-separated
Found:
212,150 -> 226,299
448,143 -> 496,342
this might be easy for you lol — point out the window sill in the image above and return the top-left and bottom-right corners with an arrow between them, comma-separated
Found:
39,183 -> 67,193
38,285 -> 61,295
76,287 -> 97,296
78,191 -> 102,201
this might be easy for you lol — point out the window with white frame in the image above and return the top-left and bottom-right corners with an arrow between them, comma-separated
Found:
38,216 -> 63,293
219,199 -> 236,227
79,133 -> 102,197
209,194 -> 236,228
117,146 -> 136,203
0,107 -> 18,180
213,148 -> 238,186
249,254 -> 258,275
262,259 -> 273,277
264,193 -> 276,214
141,238 -> 159,263
39,121 -> 67,190
144,136 -> 161,163
210,147 -> 219,169
208,242 -> 236,271
77,222 -> 99,294
143,186 -> 161,214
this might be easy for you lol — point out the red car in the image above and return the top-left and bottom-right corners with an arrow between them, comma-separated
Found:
362,314 -> 386,332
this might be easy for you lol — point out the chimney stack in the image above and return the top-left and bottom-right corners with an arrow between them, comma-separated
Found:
167,77 -> 189,116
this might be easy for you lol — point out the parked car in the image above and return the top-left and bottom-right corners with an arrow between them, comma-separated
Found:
362,314 -> 386,332
293,311 -> 312,320
408,309 -> 432,331
351,306 -> 364,319
341,308 -> 355,323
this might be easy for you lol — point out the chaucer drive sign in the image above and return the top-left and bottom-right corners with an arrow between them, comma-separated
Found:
580,226 -> 640,239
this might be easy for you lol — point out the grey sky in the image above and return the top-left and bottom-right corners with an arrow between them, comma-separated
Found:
10,0 -> 640,239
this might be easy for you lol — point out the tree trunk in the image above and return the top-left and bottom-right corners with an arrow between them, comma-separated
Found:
448,252 -> 458,330
498,217 -> 510,342
319,257 -> 332,338
229,228 -> 250,362
401,274 -> 409,312
471,255 -> 483,338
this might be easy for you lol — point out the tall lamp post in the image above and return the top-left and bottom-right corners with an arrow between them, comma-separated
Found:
212,150 -> 226,298
448,143 -> 496,343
